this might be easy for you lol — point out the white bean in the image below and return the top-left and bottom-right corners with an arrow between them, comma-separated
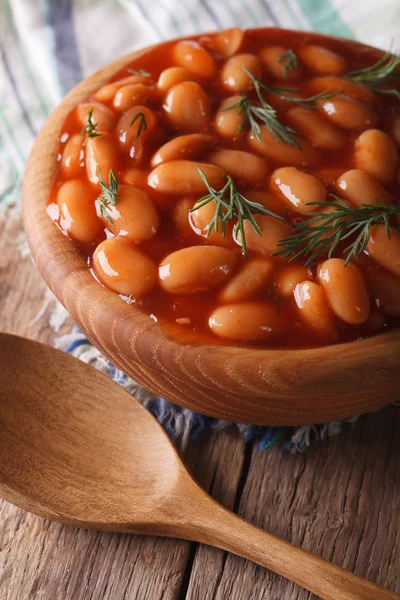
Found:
206,150 -> 269,185
259,46 -> 303,81
221,54 -> 262,92
164,81 -> 211,132
157,67 -> 196,94
76,102 -> 115,132
286,106 -> 346,150
214,96 -> 247,139
61,134 -> 84,178
159,246 -> 238,294
354,129 -> 399,184
86,134 -> 119,185
367,225 -> 400,278
57,179 -> 102,243
209,302 -> 285,342
336,169 -> 393,207
318,259 -> 370,324
248,126 -> 317,166
94,75 -> 153,103
294,281 -> 338,341
270,167 -> 326,213
236,215 -> 292,257
173,40 -> 216,77
319,96 -> 378,131
148,161 -> 225,194
299,45 -> 348,75
93,237 -> 157,298
98,184 -> 159,242
112,84 -> 157,112
202,28 -> 244,57
219,258 -> 274,303
151,134 -> 214,167
276,264 -> 309,298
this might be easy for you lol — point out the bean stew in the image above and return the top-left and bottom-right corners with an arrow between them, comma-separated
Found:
48,28 -> 400,347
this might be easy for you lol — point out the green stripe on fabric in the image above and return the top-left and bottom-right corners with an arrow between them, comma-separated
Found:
214,3 -> 236,27
241,0 -> 261,27
5,1 -> 52,116
179,0 -> 201,31
0,150 -> 19,205
297,0 -> 355,39
283,0 -> 306,30
0,107 -> 27,165
157,0 -> 184,36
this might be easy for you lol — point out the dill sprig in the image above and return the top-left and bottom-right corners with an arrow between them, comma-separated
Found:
223,93 -> 300,147
191,169 -> 282,258
278,49 -> 298,77
97,168 -> 119,226
245,68 -> 341,109
272,195 -> 400,266
130,112 -> 148,138
223,68 -> 341,147
345,51 -> 400,99
222,71 -> 299,147
81,108 -> 102,141
126,68 -> 151,77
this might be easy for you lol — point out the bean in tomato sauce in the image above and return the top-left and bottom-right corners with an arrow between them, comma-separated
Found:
48,28 -> 400,348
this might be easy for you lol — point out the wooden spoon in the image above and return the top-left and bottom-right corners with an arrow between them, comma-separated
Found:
0,333 -> 397,600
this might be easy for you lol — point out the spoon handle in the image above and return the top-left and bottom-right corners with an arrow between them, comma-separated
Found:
185,495 -> 398,600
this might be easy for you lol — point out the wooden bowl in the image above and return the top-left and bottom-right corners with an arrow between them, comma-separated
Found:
23,29 -> 400,426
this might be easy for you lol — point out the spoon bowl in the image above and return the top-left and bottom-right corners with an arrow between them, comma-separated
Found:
0,333 -> 398,600
0,333 -> 184,532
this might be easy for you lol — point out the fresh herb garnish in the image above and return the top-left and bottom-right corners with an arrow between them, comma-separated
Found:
191,169 -> 282,258
81,108 -> 102,141
222,75 -> 299,147
245,68 -> 341,109
273,195 -> 400,266
126,68 -> 151,77
129,112 -> 148,138
97,168 -> 119,225
345,51 -> 400,99
223,67 -> 341,147
278,49 -> 298,78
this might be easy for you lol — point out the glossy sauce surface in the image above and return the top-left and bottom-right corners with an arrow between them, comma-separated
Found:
48,28 -> 400,348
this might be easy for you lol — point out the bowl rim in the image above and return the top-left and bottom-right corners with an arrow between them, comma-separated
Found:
22,27 -> 400,425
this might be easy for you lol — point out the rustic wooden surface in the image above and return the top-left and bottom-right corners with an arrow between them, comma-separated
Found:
0,209 -> 399,599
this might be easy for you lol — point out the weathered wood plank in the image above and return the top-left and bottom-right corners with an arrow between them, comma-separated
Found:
185,407 -> 400,599
0,213 -> 247,599
1,211 -> 399,600
0,213 -> 189,600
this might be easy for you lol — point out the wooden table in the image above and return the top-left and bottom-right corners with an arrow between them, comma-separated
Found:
1,210 -> 399,600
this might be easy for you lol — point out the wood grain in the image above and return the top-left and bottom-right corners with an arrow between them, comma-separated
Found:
195,407 -> 400,599
22,28 -> 400,426
2,333 -> 398,599
1,132 -> 399,600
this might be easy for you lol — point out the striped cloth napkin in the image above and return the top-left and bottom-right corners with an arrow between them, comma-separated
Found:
1,0 -> 399,450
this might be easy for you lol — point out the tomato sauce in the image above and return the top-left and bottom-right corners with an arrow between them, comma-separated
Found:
48,28 -> 400,348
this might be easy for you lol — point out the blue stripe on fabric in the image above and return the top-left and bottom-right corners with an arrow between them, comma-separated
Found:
0,40 -> 37,137
46,0 -> 83,94
198,0 -> 222,29
282,0 -> 305,30
64,338 -> 89,353
257,0 -> 280,26
130,0 -> 164,40
0,107 -> 27,163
